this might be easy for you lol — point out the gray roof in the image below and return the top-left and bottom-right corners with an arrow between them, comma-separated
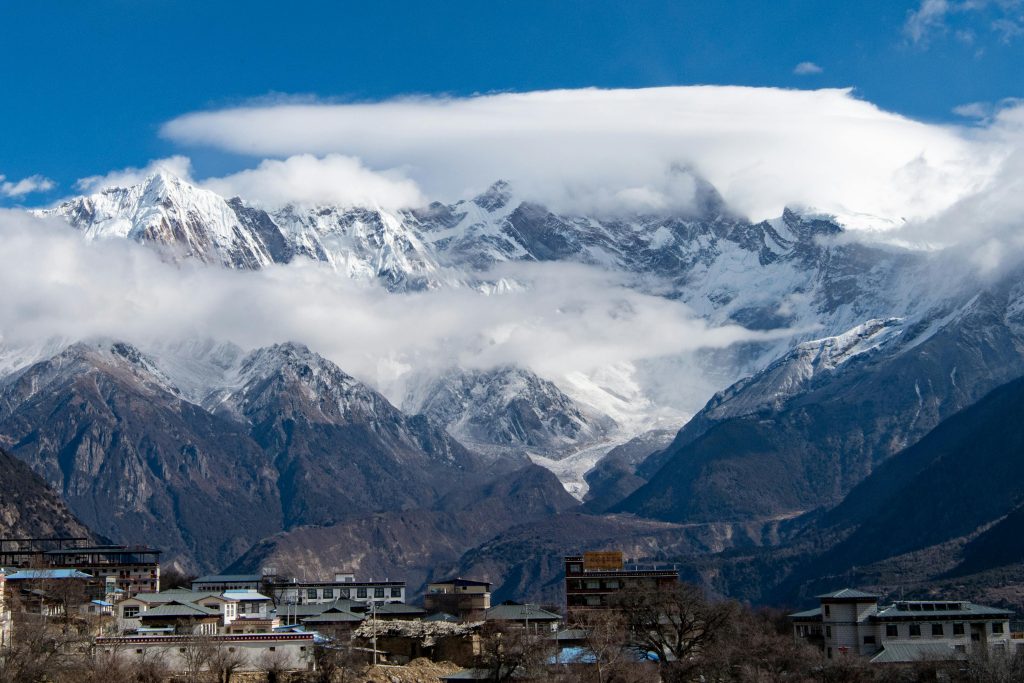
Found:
132,590 -> 228,605
424,612 -> 459,623
372,602 -> 426,616
817,588 -> 878,600
870,642 -> 966,664
193,574 -> 261,584
873,601 -> 1012,620
277,599 -> 359,618
789,607 -> 823,620
485,604 -> 560,622
139,601 -> 220,619
302,608 -> 364,624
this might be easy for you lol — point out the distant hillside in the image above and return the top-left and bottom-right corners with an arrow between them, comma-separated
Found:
0,447 -> 94,540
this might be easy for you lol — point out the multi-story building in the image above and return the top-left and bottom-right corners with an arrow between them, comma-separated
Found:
424,578 -> 492,621
790,588 -> 1014,663
191,574 -> 262,593
564,551 -> 679,612
266,573 -> 406,606
0,538 -> 160,595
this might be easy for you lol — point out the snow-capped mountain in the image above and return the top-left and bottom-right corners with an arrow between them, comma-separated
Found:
403,365 -> 616,459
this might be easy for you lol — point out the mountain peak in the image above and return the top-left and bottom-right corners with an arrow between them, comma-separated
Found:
472,179 -> 515,212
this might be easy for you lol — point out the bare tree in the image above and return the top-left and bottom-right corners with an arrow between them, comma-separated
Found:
208,641 -> 248,683
257,647 -> 292,683
611,582 -> 735,682
477,621 -> 551,682
564,609 -> 657,683
179,634 -> 217,683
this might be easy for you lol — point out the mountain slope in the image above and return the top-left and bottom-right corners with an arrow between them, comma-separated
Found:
0,447 -> 95,540
404,365 -> 615,459
618,282 -> 1024,524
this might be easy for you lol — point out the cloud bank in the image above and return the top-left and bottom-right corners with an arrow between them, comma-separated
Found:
202,154 -> 425,210
161,86 -> 1001,225
0,211 -> 776,394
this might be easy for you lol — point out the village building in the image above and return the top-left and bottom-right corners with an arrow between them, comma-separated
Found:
265,573 -> 407,605
790,588 -> 1014,663
190,573 -> 262,593
424,578 -> 492,621
485,602 -> 561,633
564,551 -> 679,611
0,538 -> 160,595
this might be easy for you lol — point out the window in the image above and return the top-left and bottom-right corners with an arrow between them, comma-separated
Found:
323,588 -> 334,599
932,624 -> 944,636
122,606 -> 139,619
993,622 -> 1005,634
585,580 -> 600,590
269,647 -> 276,652
307,589 -> 317,600
953,623 -> 965,635
135,649 -> 143,654
605,580 -> 620,589
863,635 -> 876,645
955,644 -> 966,653
825,626 -> 832,638
827,647 -> 832,660
886,624 -> 898,638
824,605 -> 831,617
357,588 -> 367,599
374,587 -> 385,598
909,624 -> 921,637
391,587 -> 401,598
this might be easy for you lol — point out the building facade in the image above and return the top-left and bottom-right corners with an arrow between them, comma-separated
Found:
564,551 -> 679,612
267,575 -> 406,606
0,539 -> 160,595
791,588 -> 1014,663
424,578 -> 492,621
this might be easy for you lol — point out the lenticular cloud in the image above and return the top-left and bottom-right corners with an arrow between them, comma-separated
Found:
162,86 -> 1001,225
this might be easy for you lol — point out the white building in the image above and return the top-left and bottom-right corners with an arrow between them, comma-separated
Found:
791,588 -> 1013,663
267,573 -> 406,606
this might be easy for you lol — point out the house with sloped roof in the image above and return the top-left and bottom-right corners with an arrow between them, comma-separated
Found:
138,600 -> 221,635
790,587 -> 1013,663
485,602 -> 561,633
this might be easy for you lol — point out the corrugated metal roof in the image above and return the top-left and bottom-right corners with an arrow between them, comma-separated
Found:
873,602 -> 1012,620
139,601 -> 220,618
788,607 -> 823,619
870,642 -> 965,663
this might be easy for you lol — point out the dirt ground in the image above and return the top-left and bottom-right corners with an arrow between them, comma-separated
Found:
360,657 -> 463,683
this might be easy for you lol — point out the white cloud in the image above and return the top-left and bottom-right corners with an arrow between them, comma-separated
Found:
74,156 -> 194,193
0,173 -> 55,198
793,61 -> 823,75
202,154 -> 425,209
0,211 -> 780,393
877,101 -> 1024,276
161,86 -> 1000,225
904,0 -> 1024,45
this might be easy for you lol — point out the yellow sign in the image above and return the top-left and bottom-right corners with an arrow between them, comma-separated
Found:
584,551 -> 624,571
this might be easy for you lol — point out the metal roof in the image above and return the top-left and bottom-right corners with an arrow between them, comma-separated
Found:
222,590 -> 271,601
193,574 -> 261,584
6,569 -> 93,580
788,607 -> 823,620
872,601 -> 1012,620
816,588 -> 879,600
485,603 -> 561,622
869,642 -> 965,664
139,601 -> 221,619
430,577 -> 492,588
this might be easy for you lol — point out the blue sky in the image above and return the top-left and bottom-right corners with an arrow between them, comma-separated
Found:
1,0 -> 1022,206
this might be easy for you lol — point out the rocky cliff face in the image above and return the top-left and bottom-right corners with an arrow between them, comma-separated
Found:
0,447 -> 95,541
